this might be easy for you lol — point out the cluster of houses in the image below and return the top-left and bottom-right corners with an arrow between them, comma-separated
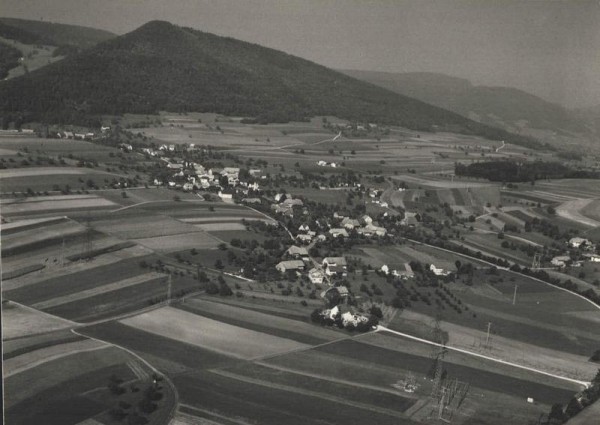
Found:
328,213 -> 387,238
550,237 -> 600,268
321,304 -> 370,328
275,250 -> 350,285
155,160 -> 262,199
56,131 -> 95,140
271,193 -> 304,216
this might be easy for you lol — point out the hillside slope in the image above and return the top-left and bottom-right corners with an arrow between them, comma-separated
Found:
341,70 -> 587,135
0,20 -> 541,148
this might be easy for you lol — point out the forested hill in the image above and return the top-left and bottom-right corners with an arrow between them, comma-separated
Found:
0,17 -> 115,50
0,20 -> 541,148
340,70 -> 587,135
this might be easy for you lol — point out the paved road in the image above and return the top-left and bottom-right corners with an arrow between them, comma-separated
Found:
376,326 -> 590,388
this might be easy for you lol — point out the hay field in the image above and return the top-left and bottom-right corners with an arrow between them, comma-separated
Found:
556,198 -> 600,227
4,338 -> 108,377
93,215 -> 202,239
132,231 -> 222,251
180,298 -> 342,344
2,301 -> 75,339
121,307 -> 309,359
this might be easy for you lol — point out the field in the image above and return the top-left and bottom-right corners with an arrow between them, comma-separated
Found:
120,306 -> 309,359
3,336 -> 174,425
3,117 -> 600,425
2,301 -> 75,339
0,194 -> 117,216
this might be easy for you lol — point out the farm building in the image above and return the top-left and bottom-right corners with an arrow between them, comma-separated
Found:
583,253 -> 600,262
323,257 -> 347,277
322,286 -> 350,303
328,228 -> 349,238
381,264 -> 390,275
358,224 -> 387,237
275,260 -> 306,273
296,234 -> 313,243
392,263 -> 415,279
323,257 -> 347,268
551,256 -> 571,268
401,212 -> 419,226
341,217 -> 360,230
286,246 -> 309,259
360,215 -> 373,225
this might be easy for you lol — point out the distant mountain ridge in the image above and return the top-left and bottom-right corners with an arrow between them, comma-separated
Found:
0,17 -> 116,49
340,70 -> 589,135
0,20 -> 541,149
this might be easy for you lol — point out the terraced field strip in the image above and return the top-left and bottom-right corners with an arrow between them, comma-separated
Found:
1,196 -> 116,215
32,272 -> 165,310
3,345 -> 134,409
2,244 -> 153,292
132,232 -> 222,251
120,307 -> 309,359
0,215 -> 68,234
1,219 -> 87,253
209,369 -> 409,420
4,339 -> 109,377
4,255 -> 156,305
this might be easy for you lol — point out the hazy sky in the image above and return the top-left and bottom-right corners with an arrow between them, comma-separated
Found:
2,0 -> 599,108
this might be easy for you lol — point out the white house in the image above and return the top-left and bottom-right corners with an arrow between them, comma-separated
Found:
430,264 -> 450,276
380,264 -> 390,275
308,268 -> 325,284
583,253 -> 600,262
569,237 -> 590,248
298,224 -> 310,233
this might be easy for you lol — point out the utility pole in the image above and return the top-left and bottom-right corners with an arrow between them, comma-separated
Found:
166,274 -> 172,306
60,237 -> 65,267
512,284 -> 518,305
532,253 -> 542,271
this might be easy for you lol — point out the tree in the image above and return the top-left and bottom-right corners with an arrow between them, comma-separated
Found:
219,280 -> 233,296
548,403 -> 565,423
